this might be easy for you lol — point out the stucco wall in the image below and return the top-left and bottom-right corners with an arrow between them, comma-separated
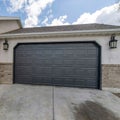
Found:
0,35 -> 120,64
0,20 -> 20,34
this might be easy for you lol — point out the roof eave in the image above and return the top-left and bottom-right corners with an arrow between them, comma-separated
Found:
0,16 -> 20,20
16,20 -> 22,28
0,17 -> 22,28
0,28 -> 120,39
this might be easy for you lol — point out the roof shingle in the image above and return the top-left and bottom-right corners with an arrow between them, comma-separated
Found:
3,23 -> 120,34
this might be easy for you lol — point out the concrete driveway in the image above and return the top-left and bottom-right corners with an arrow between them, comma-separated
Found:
0,84 -> 120,120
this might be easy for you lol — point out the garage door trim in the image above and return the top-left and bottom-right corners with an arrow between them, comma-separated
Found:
13,41 -> 101,89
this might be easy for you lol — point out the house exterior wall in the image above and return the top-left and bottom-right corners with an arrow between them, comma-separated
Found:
0,20 -> 20,34
0,35 -> 120,88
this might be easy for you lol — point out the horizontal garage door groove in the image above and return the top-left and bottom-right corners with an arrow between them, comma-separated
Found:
14,41 -> 101,89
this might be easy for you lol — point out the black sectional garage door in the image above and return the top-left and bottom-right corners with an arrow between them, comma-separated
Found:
14,42 -> 101,89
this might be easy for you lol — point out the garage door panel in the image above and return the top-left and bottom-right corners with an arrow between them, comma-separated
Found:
64,59 -> 97,66
15,62 -> 32,67
53,67 -> 75,77
74,79 -> 97,88
75,68 -> 97,74
53,78 -> 74,86
34,54 -> 52,59
15,76 -> 32,84
16,52 -> 32,57
14,42 -> 100,89
33,60 -> 53,66
73,64 -> 98,68
52,58 -> 98,65
15,58 -> 32,64
52,78 -> 64,86
33,68 -> 52,76
15,66 -> 32,74
32,77 -> 52,85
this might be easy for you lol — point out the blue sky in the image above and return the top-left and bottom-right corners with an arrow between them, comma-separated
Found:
0,0 -> 119,27
52,0 -> 114,22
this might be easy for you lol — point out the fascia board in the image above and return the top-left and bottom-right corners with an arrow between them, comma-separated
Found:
0,28 -> 120,39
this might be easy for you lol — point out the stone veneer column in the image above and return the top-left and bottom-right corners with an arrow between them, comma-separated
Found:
102,64 -> 120,88
0,63 -> 13,84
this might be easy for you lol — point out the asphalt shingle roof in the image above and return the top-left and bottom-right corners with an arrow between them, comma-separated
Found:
4,23 -> 120,34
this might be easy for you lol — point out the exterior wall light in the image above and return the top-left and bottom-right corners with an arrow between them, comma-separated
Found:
109,34 -> 118,49
3,39 -> 9,50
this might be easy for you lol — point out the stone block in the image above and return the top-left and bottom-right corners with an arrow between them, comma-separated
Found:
0,63 -> 13,84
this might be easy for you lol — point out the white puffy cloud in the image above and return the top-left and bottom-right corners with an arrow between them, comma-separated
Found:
7,0 -> 54,27
73,4 -> 120,26
25,0 -> 54,27
7,0 -> 27,12
7,1 -> 120,27
41,9 -> 53,26
40,3 -> 120,27
48,15 -> 70,26
42,17 -> 49,25
47,9 -> 53,19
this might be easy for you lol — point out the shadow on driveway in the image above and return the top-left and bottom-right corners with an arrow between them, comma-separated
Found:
74,101 -> 119,120
113,93 -> 120,98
